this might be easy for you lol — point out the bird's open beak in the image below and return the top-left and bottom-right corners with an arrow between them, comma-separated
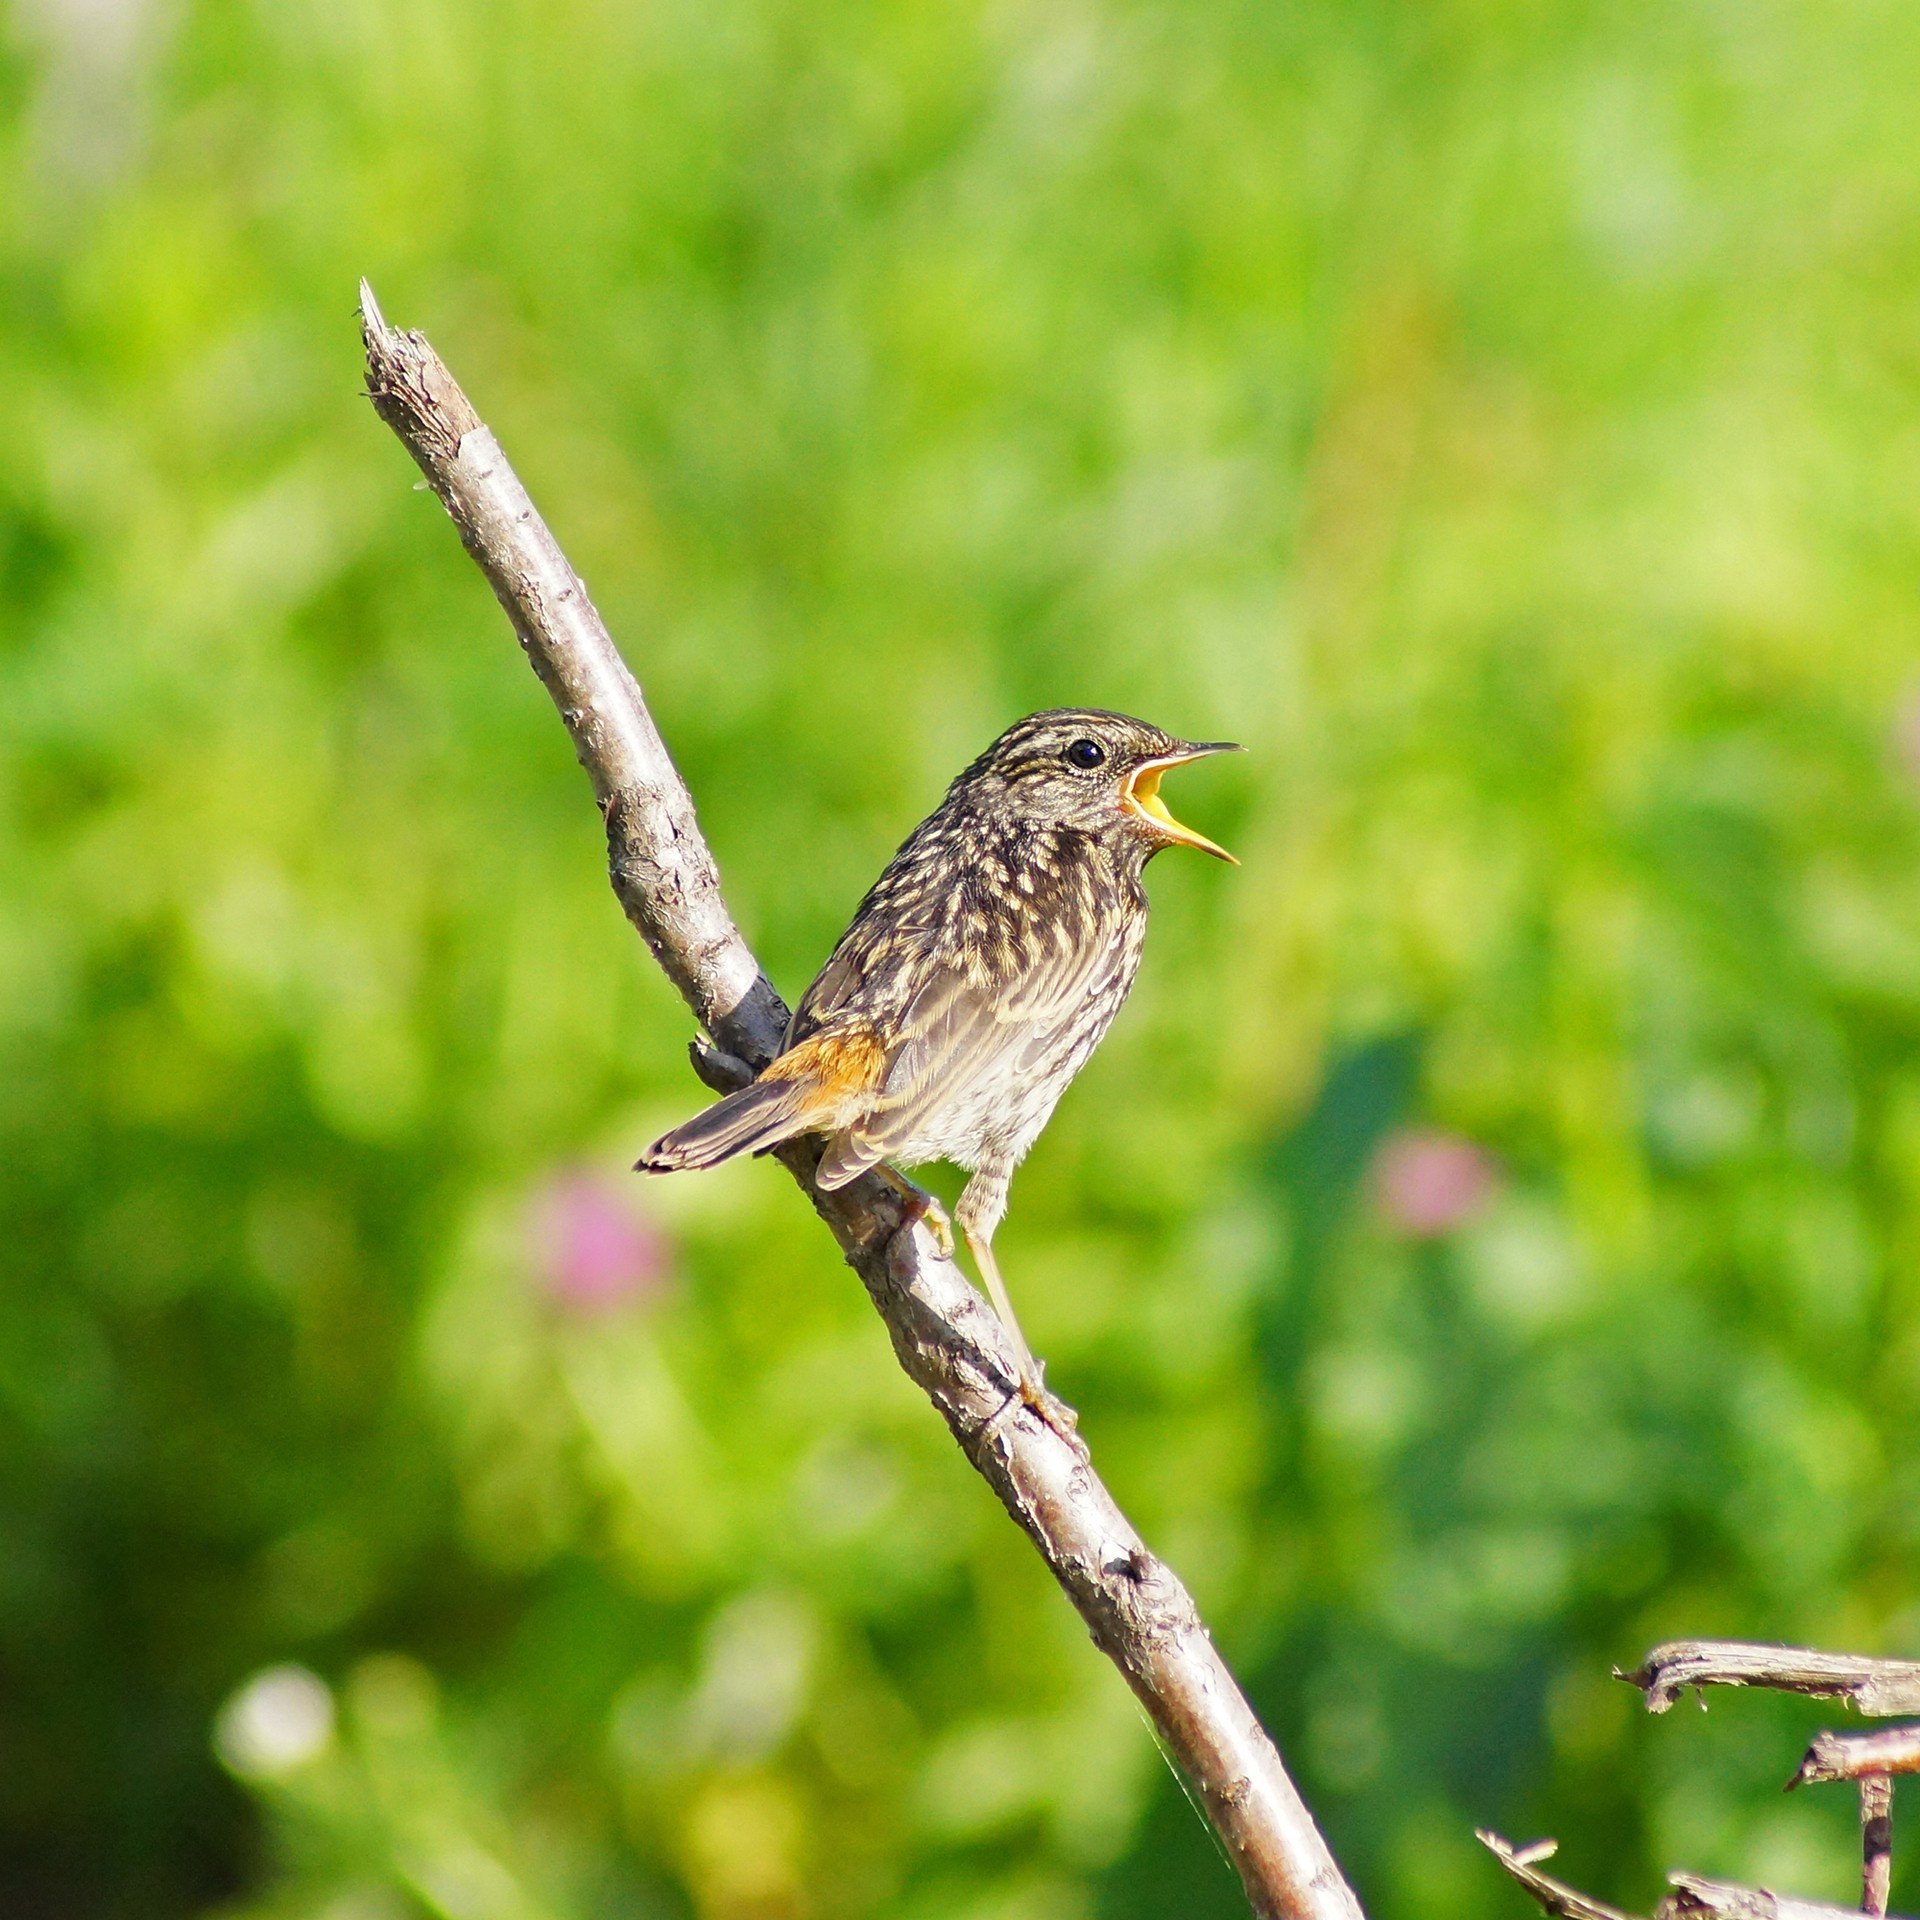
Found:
1122,742 -> 1242,863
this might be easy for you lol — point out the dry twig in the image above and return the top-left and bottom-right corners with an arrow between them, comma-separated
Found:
1790,1726 -> 1920,1789
1860,1774 -> 1895,1920
1478,1831 -> 1646,1920
1657,1873 -> 1900,1920
356,284 -> 1362,1920
1621,1644 -> 1920,1718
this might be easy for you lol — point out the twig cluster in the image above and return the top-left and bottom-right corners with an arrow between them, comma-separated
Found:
1485,1640 -> 1920,1920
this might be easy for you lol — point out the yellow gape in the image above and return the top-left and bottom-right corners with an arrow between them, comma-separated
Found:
1123,752 -> 1238,863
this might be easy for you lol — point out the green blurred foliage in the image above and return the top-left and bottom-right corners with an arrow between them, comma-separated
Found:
3,0 -> 1920,1915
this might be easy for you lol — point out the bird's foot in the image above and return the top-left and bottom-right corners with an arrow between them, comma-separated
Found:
920,1199 -> 955,1260
688,1034 -> 755,1093
1017,1359 -> 1086,1453
881,1170 -> 954,1258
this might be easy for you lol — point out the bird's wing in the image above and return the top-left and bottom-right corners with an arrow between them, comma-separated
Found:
813,920 -> 1112,1189
786,947 -> 864,1043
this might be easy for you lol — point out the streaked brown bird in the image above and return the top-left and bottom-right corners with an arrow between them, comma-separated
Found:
639,709 -> 1239,1415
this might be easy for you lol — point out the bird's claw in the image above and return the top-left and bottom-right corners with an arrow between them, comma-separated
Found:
920,1200 -> 954,1260
889,1181 -> 953,1258
687,1034 -> 755,1093
1018,1362 -> 1085,1453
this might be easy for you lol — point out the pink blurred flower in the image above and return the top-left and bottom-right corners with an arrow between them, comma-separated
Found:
532,1171 -> 672,1313
1370,1129 -> 1497,1238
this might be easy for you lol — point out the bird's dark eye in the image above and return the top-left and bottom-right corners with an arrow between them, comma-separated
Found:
1064,738 -> 1106,771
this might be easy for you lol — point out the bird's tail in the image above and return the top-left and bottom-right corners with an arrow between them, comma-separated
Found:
636,1076 -> 823,1174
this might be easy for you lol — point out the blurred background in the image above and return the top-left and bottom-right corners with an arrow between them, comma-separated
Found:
4,0 -> 1920,1916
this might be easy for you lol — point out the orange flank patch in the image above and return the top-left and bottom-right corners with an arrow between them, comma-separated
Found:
759,1024 -> 889,1098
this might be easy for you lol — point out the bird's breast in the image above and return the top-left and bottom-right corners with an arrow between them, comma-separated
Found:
900,906 -> 1148,1174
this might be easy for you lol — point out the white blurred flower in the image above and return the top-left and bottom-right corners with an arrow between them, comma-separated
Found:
12,0 -> 166,187
1893,683 -> 1920,788
214,1664 -> 335,1780
686,1591 -> 815,1762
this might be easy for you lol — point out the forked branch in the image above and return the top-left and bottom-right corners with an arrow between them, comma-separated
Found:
1788,1725 -> 1917,1918
357,284 -> 1362,1920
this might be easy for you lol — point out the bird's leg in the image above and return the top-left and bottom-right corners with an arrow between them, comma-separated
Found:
873,1164 -> 953,1258
963,1226 -> 1081,1445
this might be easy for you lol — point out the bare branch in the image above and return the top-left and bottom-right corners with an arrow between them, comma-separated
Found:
1790,1725 -> 1920,1788
1477,1831 -> 1647,1920
357,285 -> 1364,1920
1620,1643 -> 1920,1718
1656,1874 -> 1911,1920
358,281 -> 788,1053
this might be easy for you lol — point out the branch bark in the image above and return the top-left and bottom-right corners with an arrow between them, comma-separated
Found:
357,283 -> 1363,1920
1621,1643 -> 1920,1718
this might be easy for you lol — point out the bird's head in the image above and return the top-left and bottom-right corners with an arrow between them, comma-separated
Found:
952,708 -> 1242,862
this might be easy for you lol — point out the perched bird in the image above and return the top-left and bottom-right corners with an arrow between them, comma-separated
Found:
638,709 -> 1239,1416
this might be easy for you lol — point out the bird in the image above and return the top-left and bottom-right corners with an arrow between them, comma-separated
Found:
637,708 -> 1239,1421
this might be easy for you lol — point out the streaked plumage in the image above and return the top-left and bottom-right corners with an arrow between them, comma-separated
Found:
640,708 -> 1238,1416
